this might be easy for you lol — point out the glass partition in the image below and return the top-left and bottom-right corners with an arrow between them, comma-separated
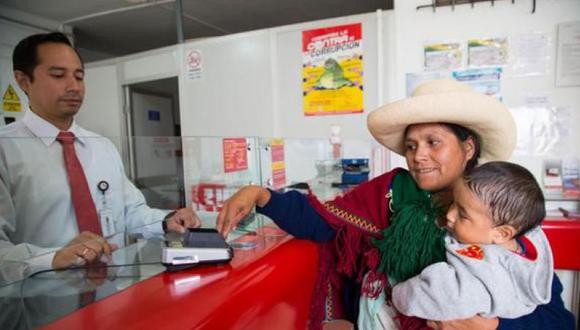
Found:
258,137 -> 381,200
0,134 -> 380,328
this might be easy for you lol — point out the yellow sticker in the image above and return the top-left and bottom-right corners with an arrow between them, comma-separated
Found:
3,85 -> 22,112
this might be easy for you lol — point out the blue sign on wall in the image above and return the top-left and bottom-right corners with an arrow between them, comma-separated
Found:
148,110 -> 161,121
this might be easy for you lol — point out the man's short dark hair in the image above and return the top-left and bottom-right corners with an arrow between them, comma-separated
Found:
464,161 -> 546,237
12,32 -> 82,81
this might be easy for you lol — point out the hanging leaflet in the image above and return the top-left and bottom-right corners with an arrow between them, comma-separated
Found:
556,21 -> 580,86
468,37 -> 508,68
424,41 -> 463,71
302,23 -> 364,116
452,67 -> 502,100
223,138 -> 248,173
511,32 -> 550,77
406,71 -> 451,97
271,139 -> 286,189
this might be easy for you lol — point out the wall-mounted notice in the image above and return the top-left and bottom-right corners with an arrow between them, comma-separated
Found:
424,41 -> 463,71
562,157 -> 580,198
223,138 -> 248,173
270,139 -> 286,189
406,71 -> 451,97
452,67 -> 502,100
511,32 -> 550,77
185,48 -> 203,81
302,23 -> 364,116
556,21 -> 580,86
468,37 -> 508,68
543,159 -> 563,195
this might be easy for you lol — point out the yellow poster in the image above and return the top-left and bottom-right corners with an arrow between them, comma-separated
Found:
2,85 -> 22,113
302,23 -> 363,116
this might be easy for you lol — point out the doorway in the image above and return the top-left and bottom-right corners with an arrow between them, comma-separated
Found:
125,77 -> 184,209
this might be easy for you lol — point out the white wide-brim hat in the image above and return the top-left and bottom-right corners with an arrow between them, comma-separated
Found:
367,79 -> 516,163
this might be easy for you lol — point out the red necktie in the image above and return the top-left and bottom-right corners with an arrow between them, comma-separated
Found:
57,131 -> 102,235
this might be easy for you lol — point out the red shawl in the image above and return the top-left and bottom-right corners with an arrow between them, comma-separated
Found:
306,168 -> 428,330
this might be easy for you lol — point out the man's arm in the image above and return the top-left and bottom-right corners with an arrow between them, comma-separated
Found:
0,177 -> 114,281
0,164 -> 54,278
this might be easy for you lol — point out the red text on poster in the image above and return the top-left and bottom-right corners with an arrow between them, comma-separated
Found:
223,138 -> 248,173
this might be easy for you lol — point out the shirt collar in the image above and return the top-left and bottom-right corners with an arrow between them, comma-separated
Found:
22,108 -> 86,146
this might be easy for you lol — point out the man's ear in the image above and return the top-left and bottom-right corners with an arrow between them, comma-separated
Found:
491,225 -> 517,244
14,70 -> 31,96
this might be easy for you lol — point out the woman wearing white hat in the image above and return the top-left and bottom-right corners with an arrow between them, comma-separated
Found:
217,79 -> 574,330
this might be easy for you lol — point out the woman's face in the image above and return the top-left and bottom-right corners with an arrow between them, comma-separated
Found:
404,123 -> 475,193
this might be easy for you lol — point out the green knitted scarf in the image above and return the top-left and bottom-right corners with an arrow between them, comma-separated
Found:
372,171 -> 447,283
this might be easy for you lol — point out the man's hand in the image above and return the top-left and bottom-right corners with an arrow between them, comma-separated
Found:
427,316 -> 499,330
165,208 -> 202,234
52,231 -> 118,269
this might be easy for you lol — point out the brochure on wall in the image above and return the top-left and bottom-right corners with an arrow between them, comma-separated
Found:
406,71 -> 451,97
424,42 -> 463,71
510,32 -> 550,77
509,92 -> 550,156
532,106 -> 572,157
543,159 -> 563,195
302,23 -> 364,116
468,37 -> 508,68
509,106 -> 535,157
452,67 -> 502,100
556,21 -> 580,86
270,139 -> 286,189
222,138 -> 248,173
562,157 -> 580,198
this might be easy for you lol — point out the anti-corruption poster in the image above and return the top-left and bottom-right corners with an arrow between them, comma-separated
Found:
302,23 -> 363,116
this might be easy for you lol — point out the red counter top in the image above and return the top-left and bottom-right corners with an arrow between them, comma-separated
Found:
42,236 -> 319,330
41,219 -> 579,329
542,219 -> 580,270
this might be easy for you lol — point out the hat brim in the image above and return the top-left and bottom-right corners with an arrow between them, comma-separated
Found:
367,91 -> 516,163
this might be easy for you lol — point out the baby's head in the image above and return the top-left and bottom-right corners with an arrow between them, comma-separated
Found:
446,161 -> 545,244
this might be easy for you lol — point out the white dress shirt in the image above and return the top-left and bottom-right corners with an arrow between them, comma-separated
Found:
0,109 -> 168,276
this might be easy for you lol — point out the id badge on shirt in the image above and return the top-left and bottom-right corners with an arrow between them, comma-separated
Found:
99,207 -> 116,238
97,180 -> 116,238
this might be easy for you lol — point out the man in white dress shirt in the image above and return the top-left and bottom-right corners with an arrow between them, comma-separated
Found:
0,32 -> 201,275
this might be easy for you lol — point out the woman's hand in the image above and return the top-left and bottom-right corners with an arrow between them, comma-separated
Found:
216,186 -> 271,237
427,316 -> 499,330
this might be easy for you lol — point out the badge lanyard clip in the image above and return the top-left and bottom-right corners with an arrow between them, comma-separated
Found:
97,181 -> 115,237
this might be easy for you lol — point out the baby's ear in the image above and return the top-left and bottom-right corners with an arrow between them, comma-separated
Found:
491,225 -> 517,244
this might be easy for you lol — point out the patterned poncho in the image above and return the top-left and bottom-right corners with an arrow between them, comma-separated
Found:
306,168 -> 446,330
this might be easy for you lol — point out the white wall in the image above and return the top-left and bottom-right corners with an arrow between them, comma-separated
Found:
77,65 -> 123,141
178,31 -> 274,138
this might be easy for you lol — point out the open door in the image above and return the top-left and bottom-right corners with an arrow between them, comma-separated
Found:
125,77 -> 183,209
